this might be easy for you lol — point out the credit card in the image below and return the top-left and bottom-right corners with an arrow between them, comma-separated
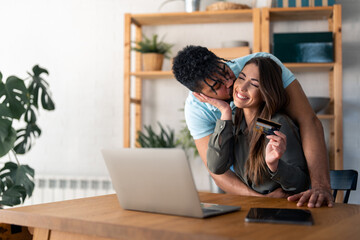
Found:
254,118 -> 281,136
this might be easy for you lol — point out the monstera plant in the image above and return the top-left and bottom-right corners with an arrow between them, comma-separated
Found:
0,65 -> 55,207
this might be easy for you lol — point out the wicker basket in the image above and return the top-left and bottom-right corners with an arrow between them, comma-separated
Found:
206,2 -> 251,11
142,53 -> 164,71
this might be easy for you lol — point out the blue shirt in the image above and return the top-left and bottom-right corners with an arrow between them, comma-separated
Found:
184,52 -> 296,140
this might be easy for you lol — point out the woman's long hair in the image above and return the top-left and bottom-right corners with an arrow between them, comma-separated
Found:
234,57 -> 289,185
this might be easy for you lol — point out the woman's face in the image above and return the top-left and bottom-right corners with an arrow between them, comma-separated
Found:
233,63 -> 263,111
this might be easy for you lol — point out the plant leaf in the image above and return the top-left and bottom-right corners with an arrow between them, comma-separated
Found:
0,120 -> 16,158
176,125 -> 199,158
131,34 -> 173,57
32,65 -> 49,76
28,65 -> 55,110
24,106 -> 37,124
0,76 -> 29,119
0,185 -> 27,206
14,123 -> 42,154
0,162 -> 35,198
0,103 -> 13,119
136,122 -> 177,148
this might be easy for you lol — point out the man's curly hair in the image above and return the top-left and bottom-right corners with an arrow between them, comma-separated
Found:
172,45 -> 231,93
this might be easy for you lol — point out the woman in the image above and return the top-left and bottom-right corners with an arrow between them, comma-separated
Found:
197,57 -> 310,195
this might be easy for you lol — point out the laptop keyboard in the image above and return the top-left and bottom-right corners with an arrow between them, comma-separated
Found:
202,207 -> 221,214
200,202 -> 240,217
201,203 -> 223,214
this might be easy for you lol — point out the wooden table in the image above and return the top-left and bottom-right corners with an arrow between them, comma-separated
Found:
0,192 -> 360,240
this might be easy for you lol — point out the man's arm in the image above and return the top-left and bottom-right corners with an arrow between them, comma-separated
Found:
284,80 -> 333,207
195,135 -> 262,196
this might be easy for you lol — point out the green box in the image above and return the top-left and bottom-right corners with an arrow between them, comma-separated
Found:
273,32 -> 333,63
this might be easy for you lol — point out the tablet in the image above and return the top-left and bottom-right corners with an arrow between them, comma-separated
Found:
245,208 -> 314,225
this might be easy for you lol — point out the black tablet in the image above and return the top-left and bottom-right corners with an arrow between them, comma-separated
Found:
245,208 -> 314,226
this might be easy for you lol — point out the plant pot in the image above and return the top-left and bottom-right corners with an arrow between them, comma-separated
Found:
142,53 -> 164,71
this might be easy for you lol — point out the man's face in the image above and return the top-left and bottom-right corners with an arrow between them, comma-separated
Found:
199,64 -> 236,100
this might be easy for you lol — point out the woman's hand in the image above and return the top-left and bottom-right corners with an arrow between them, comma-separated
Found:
193,92 -> 232,120
265,131 -> 287,172
266,188 -> 290,198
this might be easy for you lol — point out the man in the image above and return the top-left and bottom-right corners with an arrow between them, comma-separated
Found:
172,45 -> 333,207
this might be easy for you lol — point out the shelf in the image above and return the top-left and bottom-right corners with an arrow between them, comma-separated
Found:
317,114 -> 335,120
284,62 -> 334,71
269,6 -> 333,21
130,9 -> 254,26
131,71 -> 173,79
131,63 -> 334,79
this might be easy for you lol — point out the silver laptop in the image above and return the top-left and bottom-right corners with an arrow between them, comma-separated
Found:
102,148 -> 240,218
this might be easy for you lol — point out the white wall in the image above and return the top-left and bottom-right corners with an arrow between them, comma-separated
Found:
0,0 -> 359,203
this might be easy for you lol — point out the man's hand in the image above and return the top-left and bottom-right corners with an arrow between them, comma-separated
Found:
287,187 -> 334,207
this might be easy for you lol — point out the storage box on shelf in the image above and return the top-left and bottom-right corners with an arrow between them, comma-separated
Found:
273,32 -> 334,63
261,5 -> 342,170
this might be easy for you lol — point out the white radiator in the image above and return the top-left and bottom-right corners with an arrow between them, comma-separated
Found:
23,175 -> 115,206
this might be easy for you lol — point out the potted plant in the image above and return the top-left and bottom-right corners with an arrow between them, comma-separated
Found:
132,34 -> 173,71
136,121 -> 198,160
136,122 -> 177,148
0,65 -> 55,207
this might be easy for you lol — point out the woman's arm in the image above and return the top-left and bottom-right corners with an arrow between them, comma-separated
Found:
207,120 -> 234,174
193,92 -> 235,174
194,136 -> 262,196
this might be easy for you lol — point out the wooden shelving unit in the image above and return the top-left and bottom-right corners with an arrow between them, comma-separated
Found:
123,9 -> 261,147
261,5 -> 343,170
130,71 -> 173,79
128,63 -> 335,80
129,10 -> 255,25
284,62 -> 335,72
123,6 -> 343,171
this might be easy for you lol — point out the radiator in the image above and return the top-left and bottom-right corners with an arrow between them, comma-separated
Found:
23,176 -> 115,206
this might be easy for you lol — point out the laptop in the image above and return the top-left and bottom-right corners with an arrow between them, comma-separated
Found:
101,148 -> 240,218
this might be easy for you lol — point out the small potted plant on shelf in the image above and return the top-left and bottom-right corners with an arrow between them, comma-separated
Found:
132,34 -> 173,71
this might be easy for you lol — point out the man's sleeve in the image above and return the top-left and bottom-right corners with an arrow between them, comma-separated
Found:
226,52 -> 296,88
184,95 -> 217,140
